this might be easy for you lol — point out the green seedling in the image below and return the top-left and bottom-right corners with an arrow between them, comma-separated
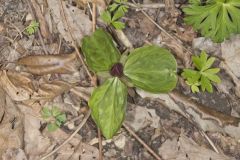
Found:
101,0 -> 128,29
25,20 -> 39,35
182,51 -> 221,93
41,107 -> 66,132
82,29 -> 177,139
183,0 -> 240,43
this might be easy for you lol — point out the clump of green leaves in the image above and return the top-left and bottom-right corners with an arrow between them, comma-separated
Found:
82,29 -> 177,138
41,107 -> 67,132
25,20 -> 39,35
182,51 -> 221,93
101,0 -> 128,29
183,0 -> 240,43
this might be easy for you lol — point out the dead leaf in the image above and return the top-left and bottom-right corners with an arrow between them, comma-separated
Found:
0,70 -> 34,101
221,35 -> 240,77
32,80 -> 73,100
125,104 -> 160,132
17,52 -> 79,75
0,95 -> 24,158
2,148 -> 27,160
159,134 -> 234,160
17,104 -> 51,159
137,89 -> 240,140
47,0 -> 92,46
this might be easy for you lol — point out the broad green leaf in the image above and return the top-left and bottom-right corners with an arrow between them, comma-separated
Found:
100,11 -> 112,24
56,114 -> 67,123
205,68 -> 220,74
47,123 -> 59,132
112,6 -> 126,21
191,85 -> 200,93
124,45 -> 177,93
82,29 -> 121,72
89,77 -> 127,139
112,21 -> 125,30
41,107 -> 51,119
109,3 -> 119,12
201,57 -> 215,71
201,76 -> 213,92
183,0 -> 240,42
52,107 -> 61,117
202,72 -> 221,83
181,69 -> 201,82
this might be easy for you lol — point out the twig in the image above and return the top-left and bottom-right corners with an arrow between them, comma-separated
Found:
39,110 -> 91,160
123,123 -> 162,160
199,130 -> 219,153
59,0 -> 93,82
98,128 -> 103,160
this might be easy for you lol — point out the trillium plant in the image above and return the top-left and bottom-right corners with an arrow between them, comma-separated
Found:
82,29 -> 178,139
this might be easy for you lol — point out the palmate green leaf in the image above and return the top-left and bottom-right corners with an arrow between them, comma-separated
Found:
112,21 -> 125,30
82,29 -> 121,72
183,0 -> 240,42
124,45 -> 177,93
89,77 -> 127,139
100,11 -> 112,24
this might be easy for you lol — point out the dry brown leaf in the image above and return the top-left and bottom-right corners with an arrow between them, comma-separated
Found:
137,90 -> 240,140
17,52 -> 79,75
0,95 -> 24,158
32,80 -> 73,100
47,0 -> 92,46
0,70 -> 34,101
159,134 -> 234,160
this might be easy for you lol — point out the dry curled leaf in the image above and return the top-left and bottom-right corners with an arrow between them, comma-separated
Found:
32,80 -> 73,100
17,52 -> 79,75
0,70 -> 34,101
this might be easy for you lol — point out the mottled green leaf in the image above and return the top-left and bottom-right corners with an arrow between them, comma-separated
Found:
124,45 -> 177,93
82,29 -> 121,72
89,77 -> 127,139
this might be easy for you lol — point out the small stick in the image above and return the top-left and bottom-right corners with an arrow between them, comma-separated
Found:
98,128 -> 103,160
40,110 -> 91,160
123,123 -> 162,160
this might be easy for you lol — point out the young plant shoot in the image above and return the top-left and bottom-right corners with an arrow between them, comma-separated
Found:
82,29 -> 177,139
184,0 -> 240,43
182,51 -> 221,93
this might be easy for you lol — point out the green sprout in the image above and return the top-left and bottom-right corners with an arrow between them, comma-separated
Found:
41,107 -> 66,132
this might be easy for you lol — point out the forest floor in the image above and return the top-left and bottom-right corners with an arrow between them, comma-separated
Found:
0,0 -> 240,160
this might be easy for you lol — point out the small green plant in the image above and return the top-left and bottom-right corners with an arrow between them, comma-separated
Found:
101,0 -> 128,29
182,51 -> 221,93
183,0 -> 240,43
82,29 -> 177,138
41,107 -> 66,132
25,20 -> 39,35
